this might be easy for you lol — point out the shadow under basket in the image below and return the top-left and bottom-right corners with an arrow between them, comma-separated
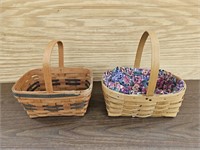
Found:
12,41 -> 93,118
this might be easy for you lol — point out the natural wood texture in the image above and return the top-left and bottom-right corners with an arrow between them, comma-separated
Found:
0,81 -> 200,149
102,31 -> 186,117
0,0 -> 200,82
134,31 -> 160,96
12,40 -> 93,118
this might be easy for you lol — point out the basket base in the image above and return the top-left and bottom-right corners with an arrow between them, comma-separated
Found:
28,113 -> 86,118
26,108 -> 88,118
107,111 -> 178,118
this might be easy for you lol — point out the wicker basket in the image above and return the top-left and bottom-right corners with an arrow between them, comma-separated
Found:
102,31 -> 186,118
12,40 -> 93,118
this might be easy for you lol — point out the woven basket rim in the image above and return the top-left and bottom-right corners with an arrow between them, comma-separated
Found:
101,69 -> 186,97
12,67 -> 93,96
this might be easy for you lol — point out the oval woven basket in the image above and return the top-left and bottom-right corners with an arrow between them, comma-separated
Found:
12,40 -> 93,118
102,31 -> 186,118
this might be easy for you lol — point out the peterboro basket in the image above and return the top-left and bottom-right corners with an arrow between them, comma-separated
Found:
12,40 -> 93,118
102,31 -> 186,118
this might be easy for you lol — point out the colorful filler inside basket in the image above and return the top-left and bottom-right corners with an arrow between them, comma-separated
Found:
12,40 -> 93,118
102,31 -> 186,118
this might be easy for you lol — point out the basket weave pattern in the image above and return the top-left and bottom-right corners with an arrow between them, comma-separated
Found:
12,40 -> 93,118
102,31 -> 186,118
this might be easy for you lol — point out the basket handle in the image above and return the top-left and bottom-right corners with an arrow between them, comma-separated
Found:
43,40 -> 64,93
134,31 -> 160,96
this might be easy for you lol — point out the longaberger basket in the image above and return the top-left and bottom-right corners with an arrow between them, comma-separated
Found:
12,40 -> 93,118
102,31 -> 186,118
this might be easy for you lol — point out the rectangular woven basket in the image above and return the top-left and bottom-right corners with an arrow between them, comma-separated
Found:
12,40 -> 93,118
102,31 -> 186,118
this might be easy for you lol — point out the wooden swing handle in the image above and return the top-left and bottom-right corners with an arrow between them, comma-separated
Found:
43,40 -> 64,93
134,31 -> 160,96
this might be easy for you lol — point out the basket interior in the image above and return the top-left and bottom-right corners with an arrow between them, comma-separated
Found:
103,67 -> 185,95
14,68 -> 92,92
